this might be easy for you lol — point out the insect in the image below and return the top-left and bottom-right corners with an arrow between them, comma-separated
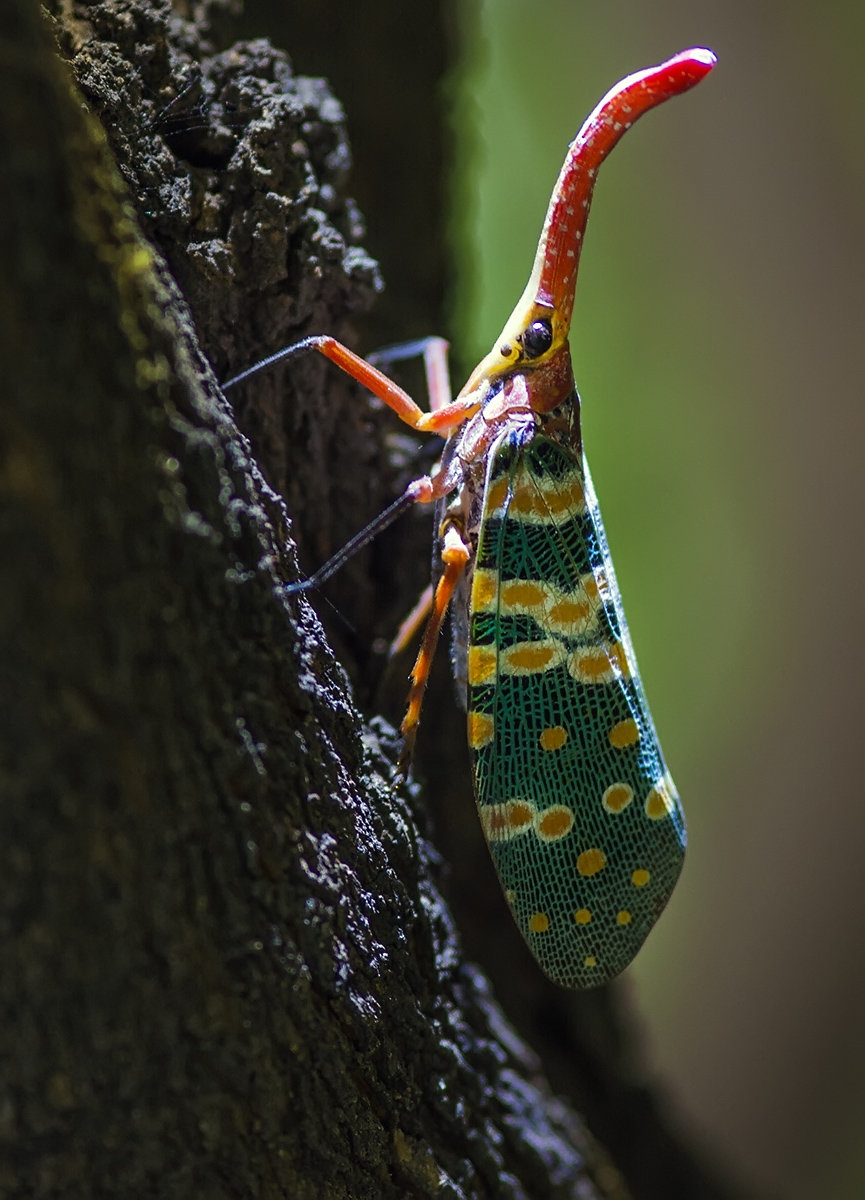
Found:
226,48 -> 716,987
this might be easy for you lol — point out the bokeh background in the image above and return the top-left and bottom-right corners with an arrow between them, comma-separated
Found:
458,6 -> 865,1198
242,2 -> 865,1197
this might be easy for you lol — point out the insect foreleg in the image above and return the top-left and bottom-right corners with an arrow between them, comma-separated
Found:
225,334 -> 471,434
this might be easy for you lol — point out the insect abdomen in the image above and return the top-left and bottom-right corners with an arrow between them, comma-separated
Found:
466,433 -> 685,988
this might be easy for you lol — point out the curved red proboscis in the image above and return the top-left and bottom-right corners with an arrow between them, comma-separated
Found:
536,48 -> 717,322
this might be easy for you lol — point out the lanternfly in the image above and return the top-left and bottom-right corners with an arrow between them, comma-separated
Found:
226,48 -> 716,987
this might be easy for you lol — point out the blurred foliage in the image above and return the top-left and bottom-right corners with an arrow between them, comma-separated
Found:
450,4 -> 865,1199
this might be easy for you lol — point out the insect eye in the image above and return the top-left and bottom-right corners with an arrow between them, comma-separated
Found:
521,319 -> 553,359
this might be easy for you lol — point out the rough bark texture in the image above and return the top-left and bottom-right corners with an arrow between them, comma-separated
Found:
1,1 -> 741,1197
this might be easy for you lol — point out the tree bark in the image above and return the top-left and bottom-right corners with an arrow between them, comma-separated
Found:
1,1 -> 741,1196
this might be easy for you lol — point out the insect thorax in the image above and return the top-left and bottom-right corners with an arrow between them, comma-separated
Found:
447,389 -> 582,710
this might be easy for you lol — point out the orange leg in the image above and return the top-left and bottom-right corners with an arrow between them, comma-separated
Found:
397,524 -> 470,777
315,336 -> 478,434
423,337 -> 453,413
224,334 -> 478,433
225,334 -> 471,763
389,584 -> 434,660
368,336 -> 453,413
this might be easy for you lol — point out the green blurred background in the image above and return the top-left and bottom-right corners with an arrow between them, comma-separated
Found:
242,1 -> 865,1196
456,6 -> 865,1197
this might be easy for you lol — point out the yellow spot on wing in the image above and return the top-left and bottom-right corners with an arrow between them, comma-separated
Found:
544,480 -> 584,514
528,912 -> 549,933
602,782 -> 634,814
539,725 -> 568,752
567,646 -> 615,684
500,580 -> 546,608
472,568 -> 498,610
546,597 -> 591,631
507,474 -> 585,522
468,645 -> 497,685
535,804 -> 574,842
484,474 -> 510,515
467,711 -> 494,749
645,779 -> 675,820
508,482 -> 546,517
482,807 -> 508,839
481,799 -> 536,841
496,578 -> 597,637
582,573 -> 601,604
507,800 -> 534,831
567,640 -> 633,684
609,718 -> 640,749
616,910 -> 632,926
501,641 -> 564,674
576,847 -> 606,877
610,640 -> 633,680
631,869 -> 650,888
574,908 -> 592,925
583,956 -> 597,968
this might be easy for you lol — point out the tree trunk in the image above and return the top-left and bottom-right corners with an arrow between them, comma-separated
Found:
1,1 -> 741,1196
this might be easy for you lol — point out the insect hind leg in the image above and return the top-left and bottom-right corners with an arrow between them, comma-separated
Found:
368,336 -> 452,413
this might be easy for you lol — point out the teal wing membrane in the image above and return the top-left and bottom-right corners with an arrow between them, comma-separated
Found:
466,431 -> 685,987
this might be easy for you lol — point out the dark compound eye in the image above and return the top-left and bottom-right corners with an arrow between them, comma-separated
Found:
521,318 -> 553,359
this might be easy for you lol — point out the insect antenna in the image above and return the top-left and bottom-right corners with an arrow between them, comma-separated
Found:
222,338 -> 322,391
